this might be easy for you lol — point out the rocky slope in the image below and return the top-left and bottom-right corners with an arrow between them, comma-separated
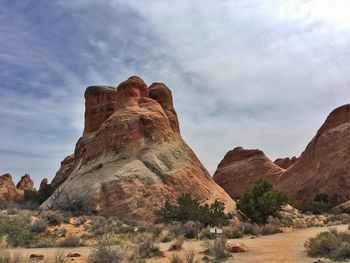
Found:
42,76 -> 238,221
274,157 -> 298,169
213,147 -> 285,199
214,104 -> 350,207
0,173 -> 35,203
278,104 -> 350,206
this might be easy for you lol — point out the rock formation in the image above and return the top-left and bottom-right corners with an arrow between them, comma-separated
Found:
213,147 -> 284,199
277,104 -> 350,206
16,174 -> 35,192
0,173 -> 20,203
274,156 -> 298,169
0,173 -> 36,203
42,76 -> 239,221
214,104 -> 350,207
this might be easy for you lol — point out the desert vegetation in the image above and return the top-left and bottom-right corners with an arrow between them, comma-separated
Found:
305,228 -> 350,261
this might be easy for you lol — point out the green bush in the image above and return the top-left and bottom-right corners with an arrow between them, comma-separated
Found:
301,194 -> 333,215
30,219 -> 48,233
156,193 -> 230,226
40,210 -> 65,225
305,228 -> 350,261
23,184 -> 54,206
237,179 -> 288,224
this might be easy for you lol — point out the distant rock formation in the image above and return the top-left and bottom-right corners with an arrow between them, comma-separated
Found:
274,156 -> 298,169
278,104 -> 350,206
0,173 -> 35,203
16,174 -> 35,192
214,104 -> 350,207
213,147 -> 284,199
42,76 -> 239,222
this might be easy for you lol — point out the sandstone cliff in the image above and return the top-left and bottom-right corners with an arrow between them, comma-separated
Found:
214,104 -> 350,207
42,76 -> 238,221
213,147 -> 284,199
0,173 -> 35,203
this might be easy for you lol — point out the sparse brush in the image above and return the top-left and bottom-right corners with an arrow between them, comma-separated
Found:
53,250 -> 66,263
305,228 -> 350,261
170,250 -> 199,263
223,225 -> 243,238
202,238 -> 230,259
135,233 -> 161,258
88,235 -> 122,263
254,223 -> 281,236
30,219 -> 48,233
0,250 -> 22,263
58,234 -> 81,247
169,237 -> 184,251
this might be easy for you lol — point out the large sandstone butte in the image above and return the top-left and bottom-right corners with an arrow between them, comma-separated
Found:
214,104 -> 350,208
42,76 -> 238,221
0,173 -> 35,203
213,147 -> 285,199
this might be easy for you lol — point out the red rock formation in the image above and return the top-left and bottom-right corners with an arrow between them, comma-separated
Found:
16,174 -> 35,192
274,156 -> 298,169
0,173 -> 20,202
214,104 -> 350,208
213,147 -> 285,199
43,76 -> 239,222
277,104 -> 350,206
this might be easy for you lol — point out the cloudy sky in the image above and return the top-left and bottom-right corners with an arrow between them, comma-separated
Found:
1,0 -> 350,186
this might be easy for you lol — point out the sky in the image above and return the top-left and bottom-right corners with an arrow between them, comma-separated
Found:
1,0 -> 350,187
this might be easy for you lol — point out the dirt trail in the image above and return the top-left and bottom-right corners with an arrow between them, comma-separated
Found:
9,224 -> 349,263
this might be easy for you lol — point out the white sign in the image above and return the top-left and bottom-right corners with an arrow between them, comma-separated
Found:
210,228 -> 216,233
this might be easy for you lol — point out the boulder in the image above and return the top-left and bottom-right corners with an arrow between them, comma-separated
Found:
225,241 -> 248,253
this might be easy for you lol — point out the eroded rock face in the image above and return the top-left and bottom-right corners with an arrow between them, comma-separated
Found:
214,104 -> 350,207
274,157 -> 298,169
277,104 -> 350,206
42,76 -> 239,222
16,174 -> 35,192
0,173 -> 19,202
213,147 -> 284,199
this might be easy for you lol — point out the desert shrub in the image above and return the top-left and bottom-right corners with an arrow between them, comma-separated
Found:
237,179 -> 288,224
156,193 -> 230,226
305,228 -> 350,261
325,214 -> 350,225
30,219 -> 48,233
199,227 -> 212,240
40,210 -> 65,225
169,237 -> 184,251
53,250 -> 66,263
51,191 -> 92,215
159,231 -> 173,242
88,235 -> 122,263
32,235 -> 54,248
254,223 -> 281,236
135,233 -> 161,258
23,184 -> 54,206
0,250 -> 22,263
241,222 -> 256,235
170,250 -> 199,263
0,214 -> 36,247
202,238 -> 230,259
0,236 -> 7,249
223,225 -> 243,239
301,194 -> 334,215
58,234 -> 81,247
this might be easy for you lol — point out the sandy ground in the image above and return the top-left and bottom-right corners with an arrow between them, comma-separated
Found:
9,224 -> 349,263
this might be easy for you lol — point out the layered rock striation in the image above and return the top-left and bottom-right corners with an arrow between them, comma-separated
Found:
42,76 -> 238,221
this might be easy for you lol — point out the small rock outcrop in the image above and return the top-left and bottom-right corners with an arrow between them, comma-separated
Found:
0,173 -> 20,202
16,174 -> 35,192
213,147 -> 284,199
42,76 -> 239,222
274,156 -> 298,169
